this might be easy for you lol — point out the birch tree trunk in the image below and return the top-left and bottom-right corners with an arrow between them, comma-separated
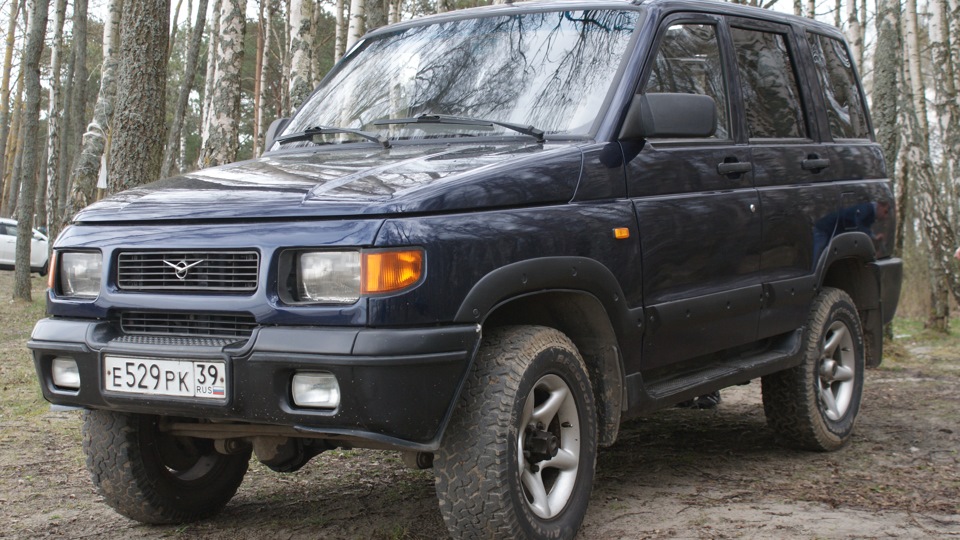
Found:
845,0 -> 862,69
13,0 -> 49,301
199,0 -> 222,156
288,0 -> 313,107
62,0 -> 122,223
257,0 -> 275,151
793,0 -> 801,16
904,0 -> 930,143
252,0 -> 265,155
930,0 -> 960,197
902,96 -> 960,312
281,0 -> 291,115
107,0 -> 169,193
161,0 -> 209,178
0,0 -> 22,199
873,0 -> 902,254
902,4 -> 953,332
805,0 -> 814,17
346,0 -> 365,49
44,0 -> 67,245
334,0 -> 346,61
309,0 -> 323,85
198,0 -> 246,167
387,0 -> 399,24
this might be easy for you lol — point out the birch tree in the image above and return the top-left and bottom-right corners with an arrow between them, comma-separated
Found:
346,0 -> 365,49
257,0 -> 276,151
930,0 -> 960,196
161,0 -> 209,178
198,0 -> 246,166
873,0 -> 902,252
288,0 -> 313,107
45,0 -> 67,245
13,0 -> 49,301
334,0 -> 346,60
387,0 -> 400,24
903,0 -> 930,142
252,0 -> 265,154
845,0 -> 862,69
199,0 -> 222,154
62,0 -> 122,222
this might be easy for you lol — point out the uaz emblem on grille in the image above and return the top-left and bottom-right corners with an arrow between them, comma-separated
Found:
163,259 -> 204,280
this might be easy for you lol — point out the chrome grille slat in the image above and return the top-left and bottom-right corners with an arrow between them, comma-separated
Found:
117,250 -> 259,292
120,312 -> 257,339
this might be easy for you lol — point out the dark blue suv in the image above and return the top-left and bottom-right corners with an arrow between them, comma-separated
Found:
31,1 -> 902,537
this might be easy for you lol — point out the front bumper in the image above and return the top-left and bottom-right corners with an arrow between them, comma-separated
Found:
29,318 -> 481,451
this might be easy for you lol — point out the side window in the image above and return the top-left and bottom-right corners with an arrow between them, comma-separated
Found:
644,23 -> 729,139
2,224 -> 16,237
730,27 -> 806,139
807,33 -> 870,139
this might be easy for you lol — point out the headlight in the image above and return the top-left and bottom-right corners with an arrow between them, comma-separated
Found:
285,248 -> 424,305
297,251 -> 362,303
59,251 -> 102,299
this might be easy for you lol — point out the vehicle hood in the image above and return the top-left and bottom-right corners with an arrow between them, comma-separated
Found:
74,142 -> 584,223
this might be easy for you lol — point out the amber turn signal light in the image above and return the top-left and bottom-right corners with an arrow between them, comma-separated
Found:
362,249 -> 424,295
47,253 -> 57,290
613,227 -> 630,240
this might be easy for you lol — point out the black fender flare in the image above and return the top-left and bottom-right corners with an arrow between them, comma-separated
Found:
453,256 -> 638,334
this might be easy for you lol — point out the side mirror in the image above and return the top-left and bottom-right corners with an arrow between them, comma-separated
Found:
263,117 -> 291,155
619,93 -> 717,140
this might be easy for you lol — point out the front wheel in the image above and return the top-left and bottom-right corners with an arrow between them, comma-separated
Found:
435,326 -> 598,539
761,287 -> 865,451
82,410 -> 251,523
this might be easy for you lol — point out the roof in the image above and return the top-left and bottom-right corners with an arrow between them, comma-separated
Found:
366,0 -> 843,39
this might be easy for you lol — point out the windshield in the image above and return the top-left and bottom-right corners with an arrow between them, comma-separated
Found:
279,9 -> 642,146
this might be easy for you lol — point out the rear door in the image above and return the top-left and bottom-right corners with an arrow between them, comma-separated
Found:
726,18 -> 833,338
625,15 -> 762,370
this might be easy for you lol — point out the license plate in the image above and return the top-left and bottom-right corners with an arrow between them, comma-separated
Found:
104,356 -> 227,400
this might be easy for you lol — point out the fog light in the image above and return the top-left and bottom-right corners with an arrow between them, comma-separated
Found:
51,357 -> 80,390
292,372 -> 340,408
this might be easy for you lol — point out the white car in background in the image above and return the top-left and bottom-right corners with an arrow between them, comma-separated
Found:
0,217 -> 49,276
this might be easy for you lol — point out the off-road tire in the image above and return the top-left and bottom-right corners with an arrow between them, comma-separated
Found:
435,326 -> 597,539
761,287 -> 865,451
82,410 -> 251,524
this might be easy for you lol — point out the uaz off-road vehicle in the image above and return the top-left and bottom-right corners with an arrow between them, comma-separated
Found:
31,0 -> 902,537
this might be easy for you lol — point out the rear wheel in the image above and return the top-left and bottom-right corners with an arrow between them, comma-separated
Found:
82,410 -> 250,523
435,326 -> 597,539
761,287 -> 865,451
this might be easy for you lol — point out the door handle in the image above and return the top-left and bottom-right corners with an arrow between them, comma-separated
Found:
717,161 -> 753,176
801,156 -> 830,171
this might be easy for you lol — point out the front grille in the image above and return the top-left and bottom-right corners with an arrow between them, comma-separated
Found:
120,312 -> 258,339
110,335 -> 243,348
117,251 -> 259,292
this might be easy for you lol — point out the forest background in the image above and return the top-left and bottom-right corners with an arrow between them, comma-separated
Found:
1,0 -> 959,335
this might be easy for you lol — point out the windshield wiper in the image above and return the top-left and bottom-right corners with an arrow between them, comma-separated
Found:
373,114 -> 545,143
275,125 -> 391,149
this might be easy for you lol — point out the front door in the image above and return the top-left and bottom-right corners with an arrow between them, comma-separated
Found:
625,16 -> 762,370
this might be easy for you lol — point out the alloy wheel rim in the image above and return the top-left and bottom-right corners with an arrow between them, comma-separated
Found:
517,373 -> 581,519
817,320 -> 856,421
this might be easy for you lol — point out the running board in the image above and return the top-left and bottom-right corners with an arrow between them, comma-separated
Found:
641,328 -> 805,408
